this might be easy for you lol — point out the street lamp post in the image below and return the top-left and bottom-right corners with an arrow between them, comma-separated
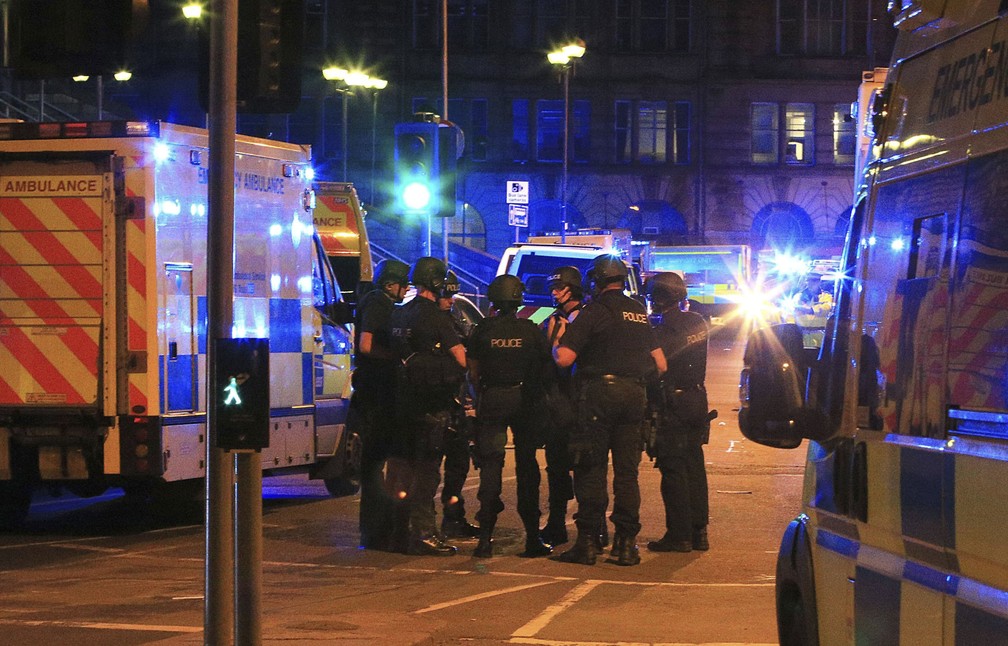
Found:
364,78 -> 388,205
323,68 -> 384,188
548,39 -> 585,243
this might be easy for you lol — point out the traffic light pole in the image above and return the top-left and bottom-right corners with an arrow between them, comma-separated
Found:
206,0 -> 238,643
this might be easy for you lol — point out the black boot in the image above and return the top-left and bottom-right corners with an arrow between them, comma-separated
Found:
521,522 -> 552,558
692,526 -> 710,551
614,534 -> 640,566
595,519 -> 610,550
442,515 -> 480,539
473,525 -> 494,558
647,533 -> 692,553
609,533 -> 626,558
551,531 -> 597,565
407,532 -> 457,556
540,503 -> 569,546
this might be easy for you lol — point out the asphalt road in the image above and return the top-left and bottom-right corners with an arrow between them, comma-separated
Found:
0,326 -> 807,645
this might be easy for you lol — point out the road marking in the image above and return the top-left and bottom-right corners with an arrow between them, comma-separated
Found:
0,618 -> 201,634
511,579 -> 775,640
512,636 -> 778,640
512,580 -> 600,637
415,580 -> 562,614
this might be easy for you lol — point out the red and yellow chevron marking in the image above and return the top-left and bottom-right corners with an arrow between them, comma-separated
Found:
126,215 -> 150,412
315,194 -> 361,255
0,193 -> 104,405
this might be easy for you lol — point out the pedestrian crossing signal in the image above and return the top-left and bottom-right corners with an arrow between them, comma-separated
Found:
213,338 -> 270,451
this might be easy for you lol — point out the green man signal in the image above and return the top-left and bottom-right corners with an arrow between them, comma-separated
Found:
214,338 -> 270,451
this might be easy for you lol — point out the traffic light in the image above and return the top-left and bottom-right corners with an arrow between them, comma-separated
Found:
6,0 -> 148,78
199,0 -> 305,114
436,124 -> 460,219
394,121 -> 459,218
213,338 -> 270,451
394,122 -> 439,217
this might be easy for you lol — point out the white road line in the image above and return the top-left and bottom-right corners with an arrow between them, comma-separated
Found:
512,580 -> 601,638
0,618 -> 202,634
414,580 -> 562,614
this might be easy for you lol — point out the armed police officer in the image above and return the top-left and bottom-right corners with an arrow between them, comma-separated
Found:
645,272 -> 712,553
389,257 -> 467,556
436,270 -> 479,539
352,259 -> 410,550
537,265 -> 583,547
468,275 -> 554,558
553,254 -> 666,566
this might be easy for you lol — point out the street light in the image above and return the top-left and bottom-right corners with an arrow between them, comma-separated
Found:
322,67 -> 386,192
547,38 -> 586,243
363,77 -> 388,205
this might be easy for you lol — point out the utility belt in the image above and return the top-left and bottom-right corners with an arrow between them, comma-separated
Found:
480,381 -> 523,391
400,350 -> 463,387
582,373 -> 646,387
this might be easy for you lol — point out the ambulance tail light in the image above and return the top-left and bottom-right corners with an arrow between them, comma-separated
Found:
120,415 -> 164,476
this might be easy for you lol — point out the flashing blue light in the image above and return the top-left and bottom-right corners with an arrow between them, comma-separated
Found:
868,235 -> 877,246
403,181 -> 432,211
153,142 -> 170,163
305,167 -> 315,181
890,237 -> 905,251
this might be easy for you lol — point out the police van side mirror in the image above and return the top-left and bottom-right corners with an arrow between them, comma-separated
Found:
738,323 -> 807,449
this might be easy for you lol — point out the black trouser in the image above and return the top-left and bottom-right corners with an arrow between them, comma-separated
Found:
544,422 -> 573,514
656,443 -> 709,540
475,385 -> 542,532
397,385 -> 456,538
441,422 -> 471,519
570,377 -> 646,538
352,389 -> 396,547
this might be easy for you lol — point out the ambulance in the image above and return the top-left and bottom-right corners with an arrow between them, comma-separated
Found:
312,181 -> 373,307
649,244 -> 752,324
0,121 -> 358,527
739,1 -> 1008,643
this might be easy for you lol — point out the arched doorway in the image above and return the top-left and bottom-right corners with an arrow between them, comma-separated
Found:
529,199 -> 588,236
444,202 -> 487,251
751,201 -> 815,251
617,200 -> 687,238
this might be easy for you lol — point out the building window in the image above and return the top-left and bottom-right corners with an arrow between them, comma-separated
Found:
615,100 -> 691,165
447,0 -> 489,51
785,103 -> 814,165
751,103 -> 779,164
535,99 -> 590,163
833,102 -> 855,165
616,0 -> 690,53
470,99 -> 488,161
513,99 -> 529,162
413,0 -> 438,49
538,1 -> 590,48
778,0 -> 869,56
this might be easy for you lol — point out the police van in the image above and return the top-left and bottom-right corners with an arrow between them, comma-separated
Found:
496,229 -> 643,323
739,2 -> 1008,643
0,121 -> 359,526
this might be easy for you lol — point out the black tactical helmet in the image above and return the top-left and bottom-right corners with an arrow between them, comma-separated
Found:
587,254 -> 628,290
547,265 -> 584,301
648,271 -> 688,307
374,259 -> 410,287
487,274 -> 525,305
441,270 -> 460,298
410,256 -> 447,292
